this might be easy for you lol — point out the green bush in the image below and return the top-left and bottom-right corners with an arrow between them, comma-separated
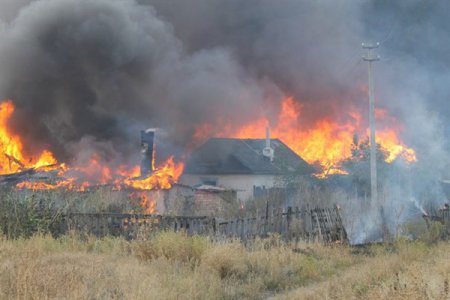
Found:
0,189 -> 62,238
404,219 -> 449,244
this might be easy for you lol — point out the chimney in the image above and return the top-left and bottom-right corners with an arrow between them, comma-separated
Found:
262,127 -> 274,162
140,128 -> 156,177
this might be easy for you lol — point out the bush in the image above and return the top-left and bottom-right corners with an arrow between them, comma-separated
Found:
201,241 -> 249,279
404,219 -> 449,244
133,231 -> 210,263
0,188 -> 144,239
0,189 -> 62,238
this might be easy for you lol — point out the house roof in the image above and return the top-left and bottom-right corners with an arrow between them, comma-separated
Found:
184,138 -> 314,175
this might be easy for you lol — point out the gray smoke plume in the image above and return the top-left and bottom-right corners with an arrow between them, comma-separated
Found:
144,0 -> 450,163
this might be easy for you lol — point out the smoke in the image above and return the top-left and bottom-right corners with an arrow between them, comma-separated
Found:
0,0 -> 268,164
0,0 -> 370,160
0,1 -> 448,158
143,0 -> 365,124
144,0 -> 450,163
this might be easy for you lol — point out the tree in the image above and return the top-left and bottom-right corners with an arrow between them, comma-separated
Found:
342,134 -> 390,197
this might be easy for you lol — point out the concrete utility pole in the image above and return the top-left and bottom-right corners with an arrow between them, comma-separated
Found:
362,42 -> 380,204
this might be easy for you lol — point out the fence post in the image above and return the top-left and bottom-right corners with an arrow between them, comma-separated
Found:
212,218 -> 216,236
312,210 -> 323,242
240,218 -> 245,241
264,199 -> 269,236
286,206 -> 292,241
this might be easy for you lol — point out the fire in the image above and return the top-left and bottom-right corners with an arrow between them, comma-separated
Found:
194,97 -> 417,176
375,129 -> 417,163
0,93 -> 416,198
0,100 -> 57,174
129,191 -> 158,214
14,156 -> 184,192
0,100 -> 184,203
123,157 -> 184,190
16,178 -> 78,191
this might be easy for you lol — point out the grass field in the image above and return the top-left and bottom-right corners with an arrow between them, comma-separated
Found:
0,232 -> 449,299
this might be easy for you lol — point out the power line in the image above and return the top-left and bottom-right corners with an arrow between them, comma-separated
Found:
379,17 -> 398,46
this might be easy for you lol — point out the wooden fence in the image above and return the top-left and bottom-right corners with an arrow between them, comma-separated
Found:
423,206 -> 450,226
61,213 -> 216,239
216,206 -> 347,243
59,206 -> 347,243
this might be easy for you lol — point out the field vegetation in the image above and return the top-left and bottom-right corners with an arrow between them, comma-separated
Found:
1,189 -> 449,299
0,231 -> 449,299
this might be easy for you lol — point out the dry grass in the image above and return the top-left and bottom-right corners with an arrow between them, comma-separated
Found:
274,239 -> 450,299
0,232 -> 449,299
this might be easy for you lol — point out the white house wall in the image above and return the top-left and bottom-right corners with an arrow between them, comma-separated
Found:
180,174 -> 283,201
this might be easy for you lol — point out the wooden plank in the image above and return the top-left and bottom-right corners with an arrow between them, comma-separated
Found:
313,210 -> 323,242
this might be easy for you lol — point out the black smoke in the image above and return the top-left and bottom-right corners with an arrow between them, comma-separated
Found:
0,0 -> 267,165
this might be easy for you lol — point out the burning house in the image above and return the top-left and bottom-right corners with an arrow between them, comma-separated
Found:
1,0 -> 450,244
181,128 -> 314,202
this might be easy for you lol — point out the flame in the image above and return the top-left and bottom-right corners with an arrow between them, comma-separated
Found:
16,177 -> 78,191
15,156 -> 184,192
0,94 -> 416,200
194,97 -> 417,177
0,100 -> 57,174
129,191 -> 158,214
0,100 -> 184,206
122,157 -> 184,190
375,129 -> 417,163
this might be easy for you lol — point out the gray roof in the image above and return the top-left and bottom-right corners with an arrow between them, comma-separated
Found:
184,138 -> 314,175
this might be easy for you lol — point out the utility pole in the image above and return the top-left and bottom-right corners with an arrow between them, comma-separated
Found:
362,42 -> 380,204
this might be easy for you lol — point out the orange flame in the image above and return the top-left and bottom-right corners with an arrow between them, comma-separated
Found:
375,129 -> 417,163
15,156 -> 184,192
0,100 -> 184,202
129,191 -> 158,214
122,157 -> 184,190
0,100 -> 57,174
194,97 -> 417,177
